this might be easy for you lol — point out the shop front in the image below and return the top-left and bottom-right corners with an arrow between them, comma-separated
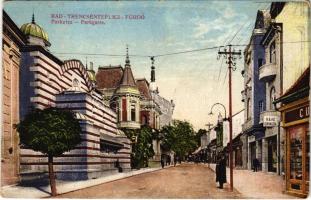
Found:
277,67 -> 309,197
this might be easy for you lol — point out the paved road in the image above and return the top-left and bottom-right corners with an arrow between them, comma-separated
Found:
55,163 -> 242,199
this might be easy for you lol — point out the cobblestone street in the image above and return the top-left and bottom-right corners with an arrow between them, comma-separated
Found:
55,163 -> 242,199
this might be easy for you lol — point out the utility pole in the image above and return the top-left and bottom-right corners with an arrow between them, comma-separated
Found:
205,122 -> 213,168
217,45 -> 241,192
205,122 -> 213,130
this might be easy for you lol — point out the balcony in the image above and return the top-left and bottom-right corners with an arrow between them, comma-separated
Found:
242,119 -> 253,132
259,111 -> 280,127
259,62 -> 277,82
118,121 -> 141,129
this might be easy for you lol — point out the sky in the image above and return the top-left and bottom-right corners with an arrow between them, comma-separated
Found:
3,1 -> 272,130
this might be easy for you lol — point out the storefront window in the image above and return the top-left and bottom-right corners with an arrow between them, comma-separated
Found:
289,126 -> 303,181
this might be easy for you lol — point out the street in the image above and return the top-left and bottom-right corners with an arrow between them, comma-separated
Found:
55,163 -> 242,199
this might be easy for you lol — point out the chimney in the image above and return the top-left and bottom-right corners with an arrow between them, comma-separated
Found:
90,62 -> 94,71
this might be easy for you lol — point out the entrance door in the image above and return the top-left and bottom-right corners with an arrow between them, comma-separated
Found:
268,136 -> 277,172
250,142 -> 256,169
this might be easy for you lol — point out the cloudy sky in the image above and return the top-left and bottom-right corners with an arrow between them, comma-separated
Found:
4,1 -> 271,130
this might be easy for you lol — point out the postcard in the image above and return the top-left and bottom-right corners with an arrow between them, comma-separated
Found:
1,0 -> 310,199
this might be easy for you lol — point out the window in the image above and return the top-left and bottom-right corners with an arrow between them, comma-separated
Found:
270,87 -> 276,110
258,58 -> 263,67
142,115 -> 147,125
247,98 -> 251,119
259,100 -> 264,113
269,41 -> 276,63
131,104 -> 136,122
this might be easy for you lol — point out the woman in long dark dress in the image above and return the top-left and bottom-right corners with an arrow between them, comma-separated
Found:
216,154 -> 227,189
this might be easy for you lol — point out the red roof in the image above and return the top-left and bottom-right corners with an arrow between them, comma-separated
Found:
96,66 -> 123,89
136,79 -> 151,100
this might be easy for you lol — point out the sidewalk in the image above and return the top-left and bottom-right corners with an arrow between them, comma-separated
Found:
1,167 -> 163,198
207,163 -> 296,199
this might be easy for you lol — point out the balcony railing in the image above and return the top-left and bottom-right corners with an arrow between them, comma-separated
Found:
118,121 -> 141,129
259,62 -> 277,82
259,110 -> 280,127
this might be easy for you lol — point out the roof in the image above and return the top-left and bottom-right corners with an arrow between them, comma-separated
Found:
136,78 -> 151,100
3,11 -> 27,46
276,66 -> 310,104
120,65 -> 136,87
282,66 -> 310,97
96,66 -> 123,89
20,14 -> 49,42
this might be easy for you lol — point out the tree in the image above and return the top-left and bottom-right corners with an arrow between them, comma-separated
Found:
123,125 -> 154,169
16,108 -> 82,196
161,120 -> 198,160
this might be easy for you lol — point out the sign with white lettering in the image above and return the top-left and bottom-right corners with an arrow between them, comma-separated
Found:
285,105 -> 309,124
263,115 -> 279,127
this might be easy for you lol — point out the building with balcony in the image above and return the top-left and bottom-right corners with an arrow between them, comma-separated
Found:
241,9 -> 270,171
259,2 -> 309,176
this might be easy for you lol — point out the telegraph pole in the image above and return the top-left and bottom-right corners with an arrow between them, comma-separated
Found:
217,45 -> 241,192
205,122 -> 213,168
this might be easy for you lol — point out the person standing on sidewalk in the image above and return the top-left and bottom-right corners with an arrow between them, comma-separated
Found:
161,158 -> 165,168
174,155 -> 177,167
216,153 -> 227,189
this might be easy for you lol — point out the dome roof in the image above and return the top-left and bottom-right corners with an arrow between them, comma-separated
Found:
20,14 -> 49,42
87,70 -> 96,82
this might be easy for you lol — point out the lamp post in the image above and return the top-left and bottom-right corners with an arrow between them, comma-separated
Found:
209,103 -> 227,121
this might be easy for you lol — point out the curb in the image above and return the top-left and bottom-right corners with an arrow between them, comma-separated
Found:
2,167 -> 164,198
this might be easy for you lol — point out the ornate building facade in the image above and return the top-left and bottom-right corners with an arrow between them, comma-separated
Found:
18,14 -> 130,180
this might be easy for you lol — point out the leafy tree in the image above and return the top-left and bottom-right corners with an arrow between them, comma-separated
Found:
16,108 -> 82,196
161,120 -> 198,160
123,125 -> 154,169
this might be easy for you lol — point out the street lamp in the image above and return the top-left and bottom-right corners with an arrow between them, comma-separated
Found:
209,102 -> 233,191
209,102 -> 227,121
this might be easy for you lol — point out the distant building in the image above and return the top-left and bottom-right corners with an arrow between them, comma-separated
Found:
1,11 -> 26,186
95,51 -> 141,130
223,110 -> 244,168
18,14 -> 130,180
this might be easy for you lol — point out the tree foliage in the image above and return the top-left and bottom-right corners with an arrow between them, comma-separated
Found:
16,107 -> 82,157
161,120 -> 198,159
123,125 -> 154,169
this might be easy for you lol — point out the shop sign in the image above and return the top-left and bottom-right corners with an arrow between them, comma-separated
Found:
263,115 -> 279,127
285,104 -> 309,124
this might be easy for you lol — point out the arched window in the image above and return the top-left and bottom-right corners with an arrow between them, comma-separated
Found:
142,115 -> 147,125
269,41 -> 276,63
131,104 -> 136,122
270,87 -> 276,110
72,78 -> 80,88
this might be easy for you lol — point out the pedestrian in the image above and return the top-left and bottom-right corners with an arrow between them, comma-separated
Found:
174,155 -> 177,167
253,158 -> 259,172
216,153 -> 227,189
161,158 -> 164,168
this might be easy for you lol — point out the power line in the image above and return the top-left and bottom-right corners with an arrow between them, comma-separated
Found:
153,46 -> 222,58
51,40 -> 310,59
